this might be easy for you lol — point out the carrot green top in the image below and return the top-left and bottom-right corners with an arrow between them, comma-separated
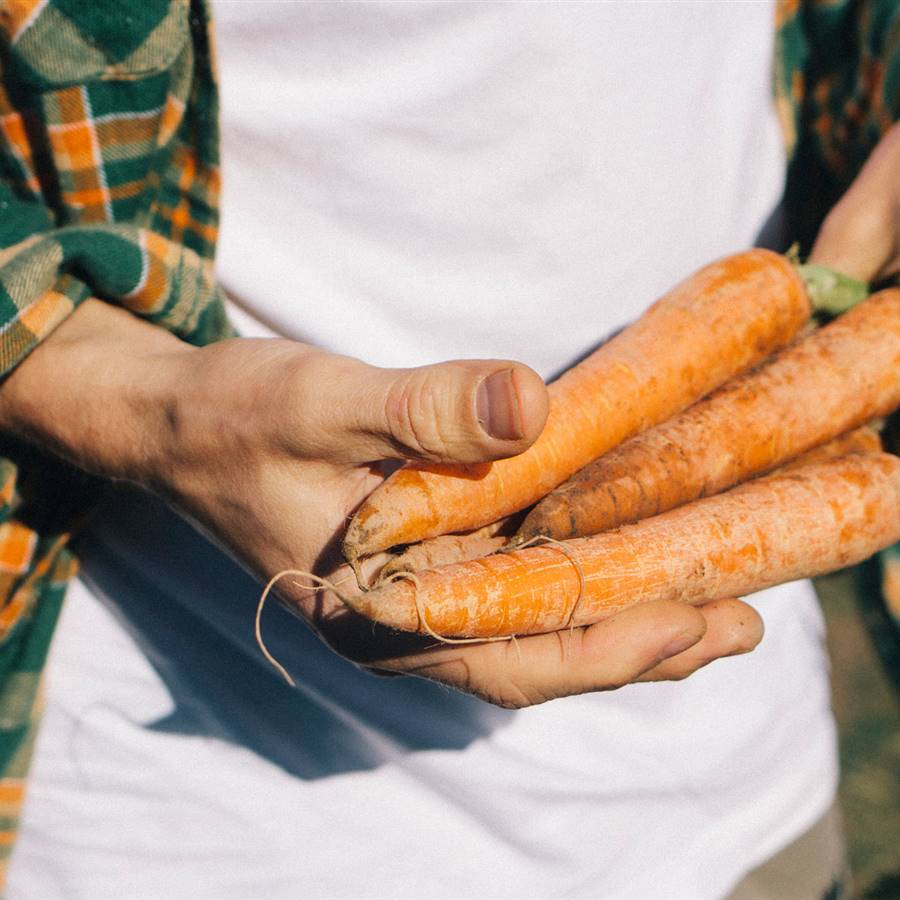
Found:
0,0 -> 895,884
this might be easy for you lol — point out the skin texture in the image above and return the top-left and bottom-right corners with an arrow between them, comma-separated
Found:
344,249 -> 811,562
518,290 -> 900,543
347,454 -> 900,638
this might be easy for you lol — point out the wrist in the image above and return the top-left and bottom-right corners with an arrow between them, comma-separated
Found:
0,299 -> 195,486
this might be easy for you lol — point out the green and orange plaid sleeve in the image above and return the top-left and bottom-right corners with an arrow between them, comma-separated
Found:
776,0 -> 900,249
0,0 -> 232,883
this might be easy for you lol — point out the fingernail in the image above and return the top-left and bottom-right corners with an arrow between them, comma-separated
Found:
660,631 -> 700,659
477,369 -> 524,440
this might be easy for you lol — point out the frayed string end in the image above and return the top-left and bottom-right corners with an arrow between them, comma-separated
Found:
255,569 -> 355,687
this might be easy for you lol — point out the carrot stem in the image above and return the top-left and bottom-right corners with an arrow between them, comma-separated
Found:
797,263 -> 868,317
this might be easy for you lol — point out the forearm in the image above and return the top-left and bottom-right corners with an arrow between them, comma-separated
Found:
0,299 -> 193,488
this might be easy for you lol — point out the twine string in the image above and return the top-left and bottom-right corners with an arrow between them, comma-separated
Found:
255,533 -> 585,680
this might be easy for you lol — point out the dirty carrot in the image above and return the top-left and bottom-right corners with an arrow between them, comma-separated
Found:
344,453 -> 900,638
517,290 -> 900,543
379,426 -> 881,581
378,517 -> 517,582
777,426 -> 882,470
344,249 -> 812,566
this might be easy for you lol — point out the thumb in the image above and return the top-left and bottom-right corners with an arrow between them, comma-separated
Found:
302,355 -> 549,465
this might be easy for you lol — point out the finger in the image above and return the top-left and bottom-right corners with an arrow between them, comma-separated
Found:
636,598 -> 764,682
288,352 -> 549,465
376,600 -> 708,708
810,121 -> 900,283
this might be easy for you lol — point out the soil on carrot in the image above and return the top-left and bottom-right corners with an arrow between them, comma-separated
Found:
816,570 -> 900,897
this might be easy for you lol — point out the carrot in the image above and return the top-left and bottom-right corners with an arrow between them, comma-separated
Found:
777,426 -> 882,470
378,517 -> 517,581
344,453 -> 900,638
344,249 -> 811,566
517,290 -> 900,544
377,426 -> 881,580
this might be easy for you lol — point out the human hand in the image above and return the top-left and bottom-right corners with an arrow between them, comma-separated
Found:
0,299 -> 763,707
810,121 -> 900,282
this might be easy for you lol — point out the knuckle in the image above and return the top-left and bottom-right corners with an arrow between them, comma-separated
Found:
601,670 -> 632,692
476,645 -> 551,709
661,664 -> 697,682
285,359 -> 319,412
383,372 -> 459,459
489,679 -> 543,710
730,634 -> 761,655
282,351 -> 334,418
278,353 -> 345,451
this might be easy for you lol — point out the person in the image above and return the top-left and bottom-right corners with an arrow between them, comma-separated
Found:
0,1 -> 896,897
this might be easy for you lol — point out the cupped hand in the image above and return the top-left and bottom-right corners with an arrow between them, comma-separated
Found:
155,320 -> 761,706
0,299 -> 764,707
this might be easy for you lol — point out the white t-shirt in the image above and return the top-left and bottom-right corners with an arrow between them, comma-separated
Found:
8,3 -> 838,898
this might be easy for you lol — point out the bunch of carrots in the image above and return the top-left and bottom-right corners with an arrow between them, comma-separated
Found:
337,248 -> 900,641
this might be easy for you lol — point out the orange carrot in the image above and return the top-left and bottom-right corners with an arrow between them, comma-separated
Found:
344,453 -> 900,638
777,426 -> 882,470
379,517 -> 517,581
517,290 -> 900,543
344,249 -> 811,565
377,427 -> 881,580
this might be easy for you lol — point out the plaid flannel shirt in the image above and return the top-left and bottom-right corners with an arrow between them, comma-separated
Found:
0,0 -> 232,882
0,0 -> 896,885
